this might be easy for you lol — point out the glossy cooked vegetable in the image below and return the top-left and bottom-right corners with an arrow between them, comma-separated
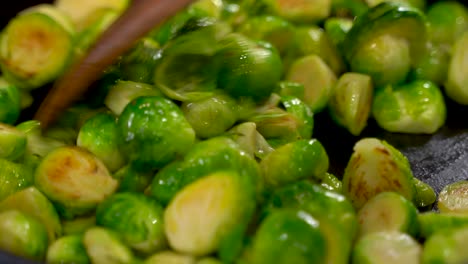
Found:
1,0 -> 468,263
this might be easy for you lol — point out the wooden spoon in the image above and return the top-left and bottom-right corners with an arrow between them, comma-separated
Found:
34,0 -> 196,128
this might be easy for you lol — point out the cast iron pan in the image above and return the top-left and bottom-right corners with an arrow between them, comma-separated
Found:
1,0 -> 467,263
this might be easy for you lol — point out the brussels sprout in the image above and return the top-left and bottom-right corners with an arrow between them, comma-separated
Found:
412,177 -> 436,208
154,19 -> 231,101
237,15 -> 295,56
372,80 -> 446,134
0,158 -> 33,201
104,80 -> 161,116
246,209 -> 327,264
0,210 -> 48,261
96,192 -> 166,254
150,136 -> 261,206
364,0 -> 425,10
224,122 -> 274,159
83,227 -> 137,264
260,139 -> 329,186
343,138 -> 415,209
290,26 -> 345,75
438,180 -> 468,215
144,251 -> 196,264
328,72 -> 373,136
114,164 -> 153,193
188,0 -> 224,19
418,212 -> 468,238
217,34 -> 283,101
261,180 -> 357,241
117,96 -> 196,171
263,0 -> 331,23
409,42 -> 450,85
321,172 -> 343,193
324,17 -> 353,50
0,187 -> 62,242
0,77 -> 21,124
35,146 -> 118,219
352,232 -> 421,264
281,96 -> 314,140
46,235 -> 90,264
164,170 -> 256,261
426,1 -> 468,46
286,55 -> 337,113
118,38 -> 162,84
422,225 -> 468,264
62,215 -> 96,236
77,112 -> 125,172
0,123 -> 26,161
445,31 -> 468,105
0,4 -> 75,90
181,92 -> 238,139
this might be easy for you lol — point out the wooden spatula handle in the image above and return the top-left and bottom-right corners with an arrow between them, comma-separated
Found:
34,0 -> 195,128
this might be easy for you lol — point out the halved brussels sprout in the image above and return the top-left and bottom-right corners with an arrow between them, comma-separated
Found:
77,112 -> 126,172
46,235 -> 90,264
445,31 -> 468,105
426,1 -> 468,46
144,251 -> 196,264
0,158 -> 33,201
418,212 -> 468,238
83,227 -> 137,264
343,138 -> 415,209
0,77 -> 21,124
164,170 -> 256,261
438,180 -> 468,215
328,72 -> 373,136
117,96 -> 196,171
372,80 -> 446,134
0,187 -> 62,242
224,122 -> 274,159
422,225 -> 468,264
0,210 -> 48,261
263,0 -> 332,23
96,192 -> 166,255
260,139 -> 329,186
0,123 -> 26,161
34,146 -> 118,219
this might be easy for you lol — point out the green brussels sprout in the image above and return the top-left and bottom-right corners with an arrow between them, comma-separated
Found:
412,177 -> 436,208
321,172 -> 343,193
418,212 -> 468,238
181,92 -> 238,139
117,96 -> 196,171
150,136 -> 261,206
246,209 -> 327,264
164,170 -> 256,261
324,17 -> 353,50
372,80 -> 446,134
343,138 -> 416,209
144,251 -> 196,264
114,164 -> 153,193
62,215 -> 96,236
352,231 -> 421,264
188,0 -> 224,19
445,31 -> 468,105
364,0 -> 425,10
290,26 -> 345,75
35,146 -> 118,219
118,38 -> 162,84
77,112 -> 126,172
154,19 -> 231,101
224,122 -> 274,159
438,180 -> 468,215
422,225 -> 468,264
0,187 -> 62,242
217,34 -> 283,101
286,55 -> 337,113
262,0 -> 331,23
104,80 -> 162,116
46,235 -> 90,264
237,15 -> 295,56
328,72 -> 373,136
0,123 -> 26,161
83,227 -> 137,264
0,210 -> 48,261
0,158 -> 33,201
281,96 -> 314,140
0,77 -> 21,124
260,139 -> 329,186
96,192 -> 166,254
262,180 -> 357,242
426,1 -> 468,46
409,42 -> 450,85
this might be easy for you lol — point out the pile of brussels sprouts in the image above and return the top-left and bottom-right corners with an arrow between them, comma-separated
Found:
0,0 -> 468,263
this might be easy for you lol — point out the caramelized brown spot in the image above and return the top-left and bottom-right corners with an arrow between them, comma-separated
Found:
393,179 -> 402,188
375,147 -> 390,156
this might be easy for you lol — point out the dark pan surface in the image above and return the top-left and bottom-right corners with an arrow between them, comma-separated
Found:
1,0 -> 467,263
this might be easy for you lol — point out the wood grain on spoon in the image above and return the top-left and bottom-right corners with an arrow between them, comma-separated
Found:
34,0 -> 195,128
